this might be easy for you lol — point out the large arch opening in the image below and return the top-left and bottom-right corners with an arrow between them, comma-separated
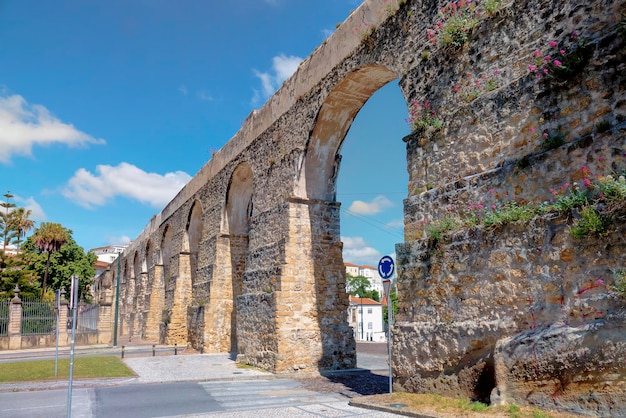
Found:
182,200 -> 203,347
224,162 -> 253,354
144,240 -> 163,342
184,200 -> 203,278
294,64 -> 408,370
131,252 -> 145,337
160,227 -> 174,343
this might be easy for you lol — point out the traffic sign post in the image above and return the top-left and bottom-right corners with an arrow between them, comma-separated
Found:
379,256 -> 395,394
67,276 -> 79,418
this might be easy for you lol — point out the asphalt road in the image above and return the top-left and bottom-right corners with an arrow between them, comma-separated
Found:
0,342 -> 394,417
0,379 -> 397,418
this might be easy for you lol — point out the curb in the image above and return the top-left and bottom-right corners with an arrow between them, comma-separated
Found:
349,399 -> 438,418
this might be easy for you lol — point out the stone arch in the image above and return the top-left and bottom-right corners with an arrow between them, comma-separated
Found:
168,203 -> 203,346
122,259 -> 131,337
144,239 -> 163,342
159,226 -> 174,343
161,225 -> 174,280
223,164 -> 254,235
295,64 -> 399,201
281,64 -> 402,370
184,200 -> 203,287
132,251 -> 144,338
183,200 -> 203,255
205,162 -> 253,354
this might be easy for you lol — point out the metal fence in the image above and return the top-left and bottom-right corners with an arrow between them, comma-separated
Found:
76,303 -> 99,334
21,298 -> 56,335
0,299 -> 8,336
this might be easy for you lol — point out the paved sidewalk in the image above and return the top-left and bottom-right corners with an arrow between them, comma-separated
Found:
0,343 -> 386,390
124,353 -> 270,384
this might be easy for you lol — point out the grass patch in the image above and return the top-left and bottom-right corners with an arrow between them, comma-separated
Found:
0,356 -> 136,382
356,392 -> 579,417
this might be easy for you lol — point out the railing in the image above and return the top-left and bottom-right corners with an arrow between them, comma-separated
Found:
76,303 -> 99,334
21,298 -> 56,335
0,299 -> 8,336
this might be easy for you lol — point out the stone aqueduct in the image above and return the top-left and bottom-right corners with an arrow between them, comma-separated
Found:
95,0 -> 626,414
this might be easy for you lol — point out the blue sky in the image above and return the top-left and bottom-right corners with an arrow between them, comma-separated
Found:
0,0 -> 409,267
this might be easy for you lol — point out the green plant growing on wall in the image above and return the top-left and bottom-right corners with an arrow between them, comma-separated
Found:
427,216 -> 459,242
611,268 -> 626,297
352,22 -> 376,44
418,167 -> 626,243
453,69 -> 501,102
483,0 -> 505,16
427,0 -> 478,49
569,206 -> 610,239
540,128 -> 567,151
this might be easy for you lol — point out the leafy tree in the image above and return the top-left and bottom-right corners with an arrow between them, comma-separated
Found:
0,191 -> 16,251
0,250 -> 40,299
22,231 -> 96,301
8,207 -> 34,255
346,273 -> 380,301
382,289 -> 399,325
28,223 -> 71,298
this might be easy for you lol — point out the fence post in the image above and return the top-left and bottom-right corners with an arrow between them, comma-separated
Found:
58,290 -> 70,346
8,285 -> 22,349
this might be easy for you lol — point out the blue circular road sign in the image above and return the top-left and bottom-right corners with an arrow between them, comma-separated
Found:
378,256 -> 395,279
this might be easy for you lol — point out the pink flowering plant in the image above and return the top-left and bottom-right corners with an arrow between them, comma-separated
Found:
427,0 -> 478,49
540,128 -> 567,151
407,100 -> 444,133
528,33 -> 591,81
453,69 -> 501,102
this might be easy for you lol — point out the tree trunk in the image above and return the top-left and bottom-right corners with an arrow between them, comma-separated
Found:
41,251 -> 51,299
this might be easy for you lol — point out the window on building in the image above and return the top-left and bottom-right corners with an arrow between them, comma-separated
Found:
367,308 -> 372,314
367,322 -> 373,330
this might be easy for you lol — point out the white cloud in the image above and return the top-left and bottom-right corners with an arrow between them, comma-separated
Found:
342,236 -> 382,266
0,93 -> 105,163
14,196 -> 47,222
385,219 -> 404,229
105,234 -> 132,246
252,54 -> 302,105
62,162 -> 192,209
347,195 -> 394,215
196,90 -> 214,102
178,85 -> 188,96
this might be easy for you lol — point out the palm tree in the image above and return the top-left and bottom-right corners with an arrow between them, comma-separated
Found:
33,222 -> 69,298
8,207 -> 34,255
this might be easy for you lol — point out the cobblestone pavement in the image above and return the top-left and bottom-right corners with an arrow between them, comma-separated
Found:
296,372 -> 390,398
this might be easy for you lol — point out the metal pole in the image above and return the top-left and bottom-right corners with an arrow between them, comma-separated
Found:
387,297 -> 393,394
66,276 -> 78,418
55,289 -> 60,378
360,290 -> 364,341
113,254 -> 121,347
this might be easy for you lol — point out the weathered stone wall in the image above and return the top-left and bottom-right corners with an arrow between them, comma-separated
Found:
395,208 -> 626,413
391,0 -> 626,415
91,0 -> 625,414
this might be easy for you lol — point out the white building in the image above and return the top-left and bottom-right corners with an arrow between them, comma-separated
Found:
344,262 -> 384,300
348,295 -> 386,342
90,244 -> 128,264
